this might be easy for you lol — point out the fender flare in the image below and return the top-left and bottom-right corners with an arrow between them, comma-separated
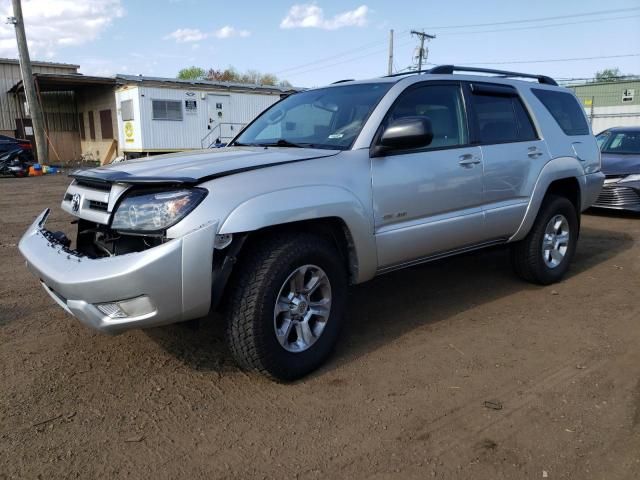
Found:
510,156 -> 586,242
218,185 -> 378,283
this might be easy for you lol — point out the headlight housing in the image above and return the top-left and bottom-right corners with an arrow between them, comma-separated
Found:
111,188 -> 207,233
620,174 -> 640,183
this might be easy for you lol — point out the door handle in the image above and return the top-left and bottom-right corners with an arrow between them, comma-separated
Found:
458,154 -> 481,167
528,146 -> 544,158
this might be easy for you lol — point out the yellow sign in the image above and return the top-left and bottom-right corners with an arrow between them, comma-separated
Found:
583,98 -> 593,107
124,121 -> 134,143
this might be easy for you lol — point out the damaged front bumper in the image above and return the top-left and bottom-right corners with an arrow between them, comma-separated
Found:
19,209 -> 217,334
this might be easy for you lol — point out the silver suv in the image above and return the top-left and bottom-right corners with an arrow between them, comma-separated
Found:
20,66 -> 604,380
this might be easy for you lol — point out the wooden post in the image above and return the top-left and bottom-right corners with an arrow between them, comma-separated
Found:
9,0 -> 48,163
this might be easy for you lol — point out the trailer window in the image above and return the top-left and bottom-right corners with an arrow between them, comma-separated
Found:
152,100 -> 183,121
121,100 -> 134,121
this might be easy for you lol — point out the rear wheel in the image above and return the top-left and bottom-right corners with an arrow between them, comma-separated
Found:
512,195 -> 579,285
225,233 -> 347,381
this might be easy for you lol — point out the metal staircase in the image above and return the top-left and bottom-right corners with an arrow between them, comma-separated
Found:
200,122 -> 247,148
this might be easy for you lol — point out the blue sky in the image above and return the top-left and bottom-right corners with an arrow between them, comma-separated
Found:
0,0 -> 639,87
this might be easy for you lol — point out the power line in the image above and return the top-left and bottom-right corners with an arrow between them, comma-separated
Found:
453,53 -> 640,66
274,30 -> 410,76
274,8 -> 640,81
436,13 -> 640,36
285,39 -> 415,79
421,6 -> 640,30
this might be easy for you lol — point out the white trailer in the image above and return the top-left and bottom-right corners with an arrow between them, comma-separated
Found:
114,75 -> 291,157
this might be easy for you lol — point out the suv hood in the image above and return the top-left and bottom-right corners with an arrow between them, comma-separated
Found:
71,147 -> 341,185
601,152 -> 640,176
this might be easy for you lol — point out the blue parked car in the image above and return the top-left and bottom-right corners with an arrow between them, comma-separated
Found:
593,127 -> 640,211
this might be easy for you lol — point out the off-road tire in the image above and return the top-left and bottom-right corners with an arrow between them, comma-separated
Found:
512,194 -> 579,285
225,232 -> 347,381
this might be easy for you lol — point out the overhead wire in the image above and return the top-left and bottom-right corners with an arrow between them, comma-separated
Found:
419,6 -> 640,30
275,9 -> 640,79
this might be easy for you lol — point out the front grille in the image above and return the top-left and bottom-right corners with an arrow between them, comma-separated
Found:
74,179 -> 111,191
88,200 -> 108,212
594,185 -> 640,209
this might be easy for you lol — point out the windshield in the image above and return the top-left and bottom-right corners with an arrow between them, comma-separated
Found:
233,83 -> 392,150
597,130 -> 640,154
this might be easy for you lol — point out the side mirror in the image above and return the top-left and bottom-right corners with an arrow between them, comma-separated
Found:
372,116 -> 433,157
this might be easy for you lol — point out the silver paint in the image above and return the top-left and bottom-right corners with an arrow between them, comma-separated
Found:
20,72 -> 604,334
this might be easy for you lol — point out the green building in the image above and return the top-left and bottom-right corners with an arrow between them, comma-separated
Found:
567,79 -> 640,134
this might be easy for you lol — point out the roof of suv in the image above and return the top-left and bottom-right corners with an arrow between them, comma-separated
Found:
327,65 -> 559,89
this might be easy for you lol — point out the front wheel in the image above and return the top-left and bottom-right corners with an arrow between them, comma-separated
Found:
225,233 -> 347,381
512,195 -> 579,285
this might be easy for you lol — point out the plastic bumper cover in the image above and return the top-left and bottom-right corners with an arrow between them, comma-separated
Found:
18,209 -> 217,334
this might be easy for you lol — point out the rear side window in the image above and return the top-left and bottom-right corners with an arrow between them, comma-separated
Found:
471,90 -> 537,144
532,89 -> 589,136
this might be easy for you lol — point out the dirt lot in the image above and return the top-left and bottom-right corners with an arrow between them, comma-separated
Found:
1,174 -> 639,479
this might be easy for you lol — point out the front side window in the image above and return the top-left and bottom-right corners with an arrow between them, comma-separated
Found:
532,89 -> 590,136
233,83 -> 392,150
599,130 -> 640,154
152,100 -> 183,121
471,91 -> 537,144
596,131 -> 610,149
385,84 -> 468,149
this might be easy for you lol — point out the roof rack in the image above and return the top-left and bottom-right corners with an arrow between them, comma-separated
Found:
385,65 -> 557,86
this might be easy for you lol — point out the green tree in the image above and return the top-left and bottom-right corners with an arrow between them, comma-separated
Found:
177,66 -> 206,80
205,66 -> 291,87
594,68 -> 622,82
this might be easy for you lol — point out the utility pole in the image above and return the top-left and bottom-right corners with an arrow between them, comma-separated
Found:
8,0 -> 48,163
387,29 -> 394,75
411,30 -> 436,71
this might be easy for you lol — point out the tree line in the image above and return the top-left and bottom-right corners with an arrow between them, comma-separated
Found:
177,66 -> 292,87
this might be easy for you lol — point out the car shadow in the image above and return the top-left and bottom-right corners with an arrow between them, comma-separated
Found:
585,207 -> 640,220
146,225 -> 633,378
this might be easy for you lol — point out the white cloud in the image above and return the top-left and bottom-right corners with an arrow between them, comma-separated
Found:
165,28 -> 208,43
0,0 -> 124,58
165,25 -> 251,43
280,3 -> 368,30
214,25 -> 251,39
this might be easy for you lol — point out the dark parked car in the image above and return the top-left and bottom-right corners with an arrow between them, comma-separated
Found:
593,127 -> 640,212
0,135 -> 34,177
0,135 -> 33,161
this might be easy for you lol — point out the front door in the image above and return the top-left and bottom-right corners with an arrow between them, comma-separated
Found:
207,94 -> 231,142
371,82 -> 485,269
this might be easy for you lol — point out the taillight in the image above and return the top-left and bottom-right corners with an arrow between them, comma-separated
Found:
19,143 -> 31,149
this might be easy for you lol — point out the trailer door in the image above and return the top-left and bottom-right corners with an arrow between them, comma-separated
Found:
207,94 -> 233,142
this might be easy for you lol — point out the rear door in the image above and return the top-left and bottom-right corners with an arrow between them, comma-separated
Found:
465,82 -> 550,238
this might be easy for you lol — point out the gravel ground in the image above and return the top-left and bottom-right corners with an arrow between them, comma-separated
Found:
1,174 -> 639,479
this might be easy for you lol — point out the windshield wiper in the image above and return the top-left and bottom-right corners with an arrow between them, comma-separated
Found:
256,139 -> 304,148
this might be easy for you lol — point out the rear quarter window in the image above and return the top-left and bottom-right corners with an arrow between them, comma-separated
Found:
532,89 -> 590,136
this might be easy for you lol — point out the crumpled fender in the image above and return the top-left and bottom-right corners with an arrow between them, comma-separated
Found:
218,185 -> 377,283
